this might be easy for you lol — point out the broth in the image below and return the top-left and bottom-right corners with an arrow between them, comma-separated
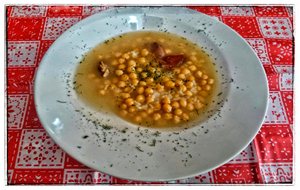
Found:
74,31 -> 218,128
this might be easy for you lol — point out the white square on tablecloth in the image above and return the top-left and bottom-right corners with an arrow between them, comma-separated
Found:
7,95 -> 29,129
257,17 -> 292,39
7,41 -> 39,67
42,17 -> 81,40
63,169 -> 112,184
220,7 -> 254,16
259,163 -> 293,183
264,91 -> 288,124
15,129 -> 65,168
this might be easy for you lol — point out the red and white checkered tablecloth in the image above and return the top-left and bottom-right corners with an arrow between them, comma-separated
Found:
6,5 -> 294,184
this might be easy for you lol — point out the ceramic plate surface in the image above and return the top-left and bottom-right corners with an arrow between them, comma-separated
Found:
34,7 -> 268,181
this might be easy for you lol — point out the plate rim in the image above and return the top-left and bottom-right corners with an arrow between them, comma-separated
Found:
34,6 -> 269,182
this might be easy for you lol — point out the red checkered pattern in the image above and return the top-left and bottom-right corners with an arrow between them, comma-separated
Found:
6,6 -> 294,184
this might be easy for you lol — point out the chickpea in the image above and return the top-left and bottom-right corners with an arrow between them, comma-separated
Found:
146,78 -> 154,84
132,79 -> 139,86
121,93 -> 130,99
173,115 -> 181,123
174,108 -> 183,116
178,85 -> 186,93
140,111 -> 148,118
190,56 -> 197,62
163,104 -> 172,113
139,81 -> 147,86
141,49 -> 149,56
187,76 -> 195,81
156,84 -> 164,92
153,113 -> 161,121
174,68 -> 180,74
120,74 -> 129,81
199,96 -> 206,103
134,116 -> 142,122
176,79 -> 184,86
119,58 -> 125,64
195,70 -> 203,78
136,86 -> 144,94
202,74 -> 209,80
180,99 -> 187,107
153,102 -> 161,110
128,106 -> 136,113
136,94 -> 145,103
146,96 -> 154,103
111,60 -> 118,66
208,78 -> 214,84
115,70 -> 123,76
182,113 -> 189,121
127,66 -> 135,73
171,101 -> 180,109
118,81 -> 126,88
129,73 -> 137,79
122,53 -> 130,60
120,110 -> 128,116
204,85 -> 211,91
162,76 -> 170,83
147,108 -> 154,114
186,81 -> 194,89
99,89 -> 106,95
125,98 -> 134,106
174,93 -> 180,98
201,80 -> 207,86
141,72 -> 148,79
124,87 -> 131,92
109,84 -> 117,90
187,103 -> 194,111
145,88 -> 154,95
178,74 -> 186,80
185,90 -> 193,97
164,113 -> 173,120
113,88 -> 122,94
195,102 -> 204,109
148,67 -> 156,73
181,68 -> 191,75
114,52 -> 122,58
118,64 -> 126,70
136,67 -> 143,73
199,91 -> 208,97
120,103 -> 127,109
138,57 -> 146,64
128,60 -> 137,67
165,48 -> 172,54
165,81 -> 175,88
162,97 -> 171,104
189,65 -> 197,71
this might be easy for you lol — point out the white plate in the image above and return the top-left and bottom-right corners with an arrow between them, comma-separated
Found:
34,7 -> 268,181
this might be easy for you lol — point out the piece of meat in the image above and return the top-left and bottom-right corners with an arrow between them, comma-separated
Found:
98,61 -> 109,77
161,55 -> 185,69
151,42 -> 165,58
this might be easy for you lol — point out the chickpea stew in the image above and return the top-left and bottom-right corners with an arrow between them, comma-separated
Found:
74,31 -> 219,128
